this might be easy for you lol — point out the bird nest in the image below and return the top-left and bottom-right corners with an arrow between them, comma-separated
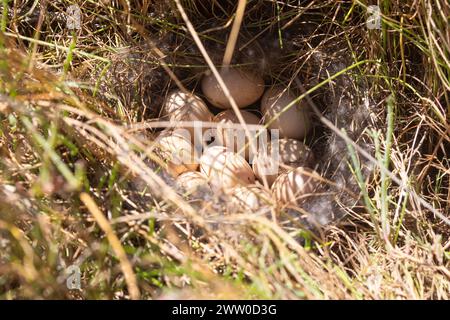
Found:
91,1 -> 378,239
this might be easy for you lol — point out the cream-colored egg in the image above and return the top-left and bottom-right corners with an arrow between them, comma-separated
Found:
200,146 -> 255,190
251,152 -> 279,187
201,68 -> 265,109
213,109 -> 262,160
261,86 -> 311,139
176,171 -> 211,193
156,131 -> 199,177
162,90 -> 213,142
252,139 -> 314,186
229,185 -> 273,212
271,167 -> 318,206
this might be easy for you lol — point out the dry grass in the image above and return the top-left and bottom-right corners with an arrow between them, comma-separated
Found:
0,0 -> 448,299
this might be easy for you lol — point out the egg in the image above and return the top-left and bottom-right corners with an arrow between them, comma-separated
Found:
162,90 -> 213,142
200,146 -> 255,190
156,130 -> 199,177
201,67 -> 265,109
252,138 -> 315,186
213,109 -> 261,160
176,171 -> 211,194
229,185 -> 273,212
261,86 -> 311,139
271,167 -> 318,206
251,152 -> 279,187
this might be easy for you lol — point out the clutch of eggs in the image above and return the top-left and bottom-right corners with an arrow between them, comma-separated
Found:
176,171 -> 212,194
200,145 -> 255,191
